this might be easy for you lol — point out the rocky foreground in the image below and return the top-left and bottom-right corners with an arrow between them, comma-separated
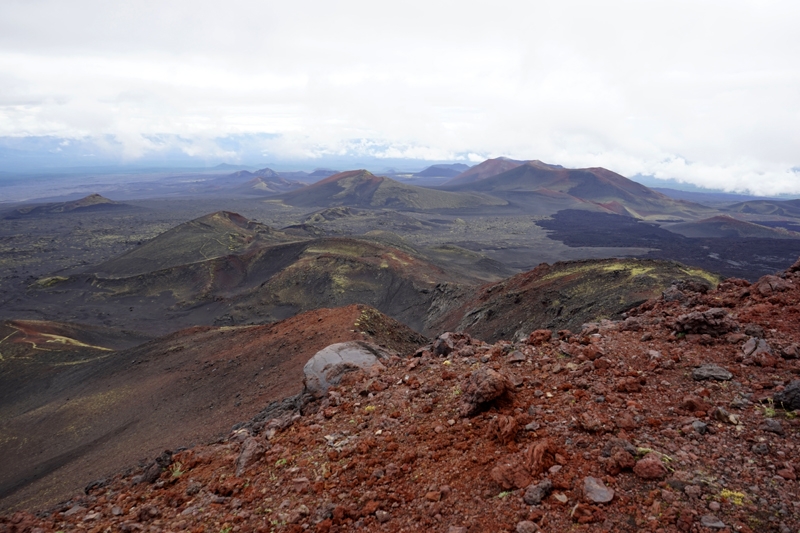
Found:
4,261 -> 800,532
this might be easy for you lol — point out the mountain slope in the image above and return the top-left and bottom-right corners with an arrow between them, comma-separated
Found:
6,262 -> 800,530
444,161 -> 712,219
0,305 -> 426,511
432,258 -> 719,342
278,170 -> 507,210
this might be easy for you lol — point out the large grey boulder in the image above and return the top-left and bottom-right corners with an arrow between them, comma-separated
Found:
303,341 -> 390,398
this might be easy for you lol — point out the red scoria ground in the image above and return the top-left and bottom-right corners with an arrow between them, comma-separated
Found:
4,261 -> 800,533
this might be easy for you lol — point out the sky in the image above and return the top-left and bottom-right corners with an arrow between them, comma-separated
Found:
1,0 -> 799,195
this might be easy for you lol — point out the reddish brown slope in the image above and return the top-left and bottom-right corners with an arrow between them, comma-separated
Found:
5,260 -> 800,532
0,305 -> 426,512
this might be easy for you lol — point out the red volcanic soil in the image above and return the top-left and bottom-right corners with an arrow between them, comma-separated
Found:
4,261 -> 800,532
0,305 -> 425,512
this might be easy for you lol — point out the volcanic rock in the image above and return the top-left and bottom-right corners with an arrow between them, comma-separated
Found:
458,367 -> 511,416
235,437 -> 265,477
674,308 -> 738,336
633,454 -> 668,480
692,364 -> 733,381
303,341 -> 390,398
583,476 -> 614,503
523,479 -> 553,505
774,380 -> 800,411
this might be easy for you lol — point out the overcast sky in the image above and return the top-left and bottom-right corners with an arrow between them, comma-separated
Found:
1,0 -> 799,194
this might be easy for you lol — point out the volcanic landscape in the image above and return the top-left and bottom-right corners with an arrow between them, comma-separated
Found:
2,159 -> 800,532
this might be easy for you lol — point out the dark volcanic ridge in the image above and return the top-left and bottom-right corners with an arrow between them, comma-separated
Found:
4,259 -> 800,532
433,258 -> 719,343
3,194 -> 134,219
538,210 -> 800,281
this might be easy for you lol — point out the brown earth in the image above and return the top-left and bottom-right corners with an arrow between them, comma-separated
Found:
4,260 -> 800,532
0,305 -> 426,512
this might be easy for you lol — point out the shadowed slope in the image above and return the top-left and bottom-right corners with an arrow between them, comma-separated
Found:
91,211 -> 304,277
0,305 -> 426,512
28,219 -> 478,334
432,258 -> 719,343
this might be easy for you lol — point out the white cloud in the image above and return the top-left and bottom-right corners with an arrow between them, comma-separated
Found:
0,0 -> 799,193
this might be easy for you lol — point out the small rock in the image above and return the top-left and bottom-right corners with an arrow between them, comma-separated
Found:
425,491 -> 441,502
700,515 -> 726,529
63,505 -> 86,517
111,506 -> 123,516
523,479 -> 553,505
448,527 -> 468,533
508,351 -> 526,363
235,437 -> 265,477
692,364 -> 732,381
553,493 -> 568,503
375,510 -> 390,523
516,520 -> 538,533
633,455 -> 668,480
691,420 -> 708,435
458,368 -> 512,417
583,476 -> 614,503
491,460 -> 532,490
708,501 -> 721,512
761,418 -> 784,435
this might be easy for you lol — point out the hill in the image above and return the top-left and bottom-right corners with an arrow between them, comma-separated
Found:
413,163 -> 472,178
5,261 -> 800,530
91,211 -> 302,277
27,214 -> 480,334
443,157 -> 529,185
432,258 -> 719,342
277,170 -> 507,210
664,215 -> 800,239
0,305 -> 426,511
723,198 -> 800,218
3,194 -> 132,219
444,161 -> 711,220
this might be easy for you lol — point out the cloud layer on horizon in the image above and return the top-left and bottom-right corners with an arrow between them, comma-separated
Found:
1,0 -> 799,195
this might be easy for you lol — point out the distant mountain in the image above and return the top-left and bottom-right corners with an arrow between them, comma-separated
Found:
723,198 -> 800,218
664,215 -> 800,239
413,163 -> 472,178
443,157 -> 528,186
308,169 -> 340,179
3,194 -> 131,219
227,167 -> 281,180
277,169 -> 507,210
210,163 -> 250,171
443,161 -> 712,220
232,176 -> 305,196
